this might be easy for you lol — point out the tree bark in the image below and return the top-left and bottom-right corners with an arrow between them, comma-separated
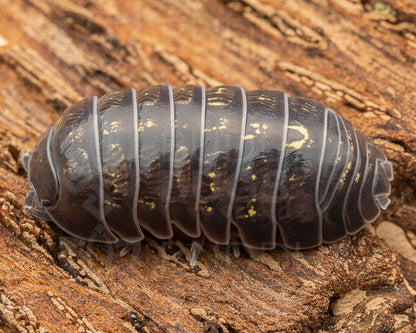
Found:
0,0 -> 415,331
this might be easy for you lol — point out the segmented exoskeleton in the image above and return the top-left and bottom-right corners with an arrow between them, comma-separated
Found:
22,85 -> 393,258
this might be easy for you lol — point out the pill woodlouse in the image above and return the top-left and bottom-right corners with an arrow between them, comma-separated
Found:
22,85 -> 393,260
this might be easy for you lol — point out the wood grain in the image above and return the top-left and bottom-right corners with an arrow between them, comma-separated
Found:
0,0 -> 415,331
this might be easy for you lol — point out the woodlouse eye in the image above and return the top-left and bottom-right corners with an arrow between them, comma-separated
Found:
40,200 -> 52,207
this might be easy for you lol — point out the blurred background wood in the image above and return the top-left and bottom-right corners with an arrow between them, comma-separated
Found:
0,0 -> 415,331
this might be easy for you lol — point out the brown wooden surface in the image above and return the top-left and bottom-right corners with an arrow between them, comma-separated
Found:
0,0 -> 416,332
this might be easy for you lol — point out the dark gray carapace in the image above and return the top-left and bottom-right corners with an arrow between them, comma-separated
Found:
22,85 -> 393,252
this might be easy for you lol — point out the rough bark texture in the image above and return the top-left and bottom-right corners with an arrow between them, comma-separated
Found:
0,0 -> 416,332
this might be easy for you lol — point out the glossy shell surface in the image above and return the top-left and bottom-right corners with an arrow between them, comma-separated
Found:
23,85 -> 394,250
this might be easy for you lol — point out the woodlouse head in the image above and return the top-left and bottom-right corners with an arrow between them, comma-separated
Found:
22,127 -> 59,220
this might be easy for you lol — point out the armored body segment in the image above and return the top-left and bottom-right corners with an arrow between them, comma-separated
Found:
199,86 -> 246,244
46,97 -> 118,242
345,130 -> 368,234
322,116 -> 357,243
97,89 -> 143,242
320,113 -> 350,214
275,97 -> 326,249
136,85 -> 174,239
169,85 -> 205,237
233,90 -> 287,249
318,110 -> 340,204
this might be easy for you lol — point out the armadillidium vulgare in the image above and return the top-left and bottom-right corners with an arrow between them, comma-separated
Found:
22,85 -> 393,264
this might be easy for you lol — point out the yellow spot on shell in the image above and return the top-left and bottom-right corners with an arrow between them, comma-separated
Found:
248,205 -> 256,217
144,120 -> 155,128
338,162 -> 352,190
246,166 -> 252,170
251,123 -> 260,128
244,134 -> 255,140
206,206 -> 212,212
286,125 -> 309,149
355,172 -> 360,182
177,145 -> 188,153
204,126 -> 217,132
208,172 -> 216,178
110,121 -> 120,133
346,161 -> 352,171
210,183 -> 215,192
146,201 -> 155,209
104,200 -> 121,209
219,117 -> 228,130
208,101 -> 227,106
251,175 -> 256,181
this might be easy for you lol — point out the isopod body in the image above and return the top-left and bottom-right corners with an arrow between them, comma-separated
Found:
22,85 -> 393,250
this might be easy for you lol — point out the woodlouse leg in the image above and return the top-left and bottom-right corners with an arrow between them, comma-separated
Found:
119,245 -> 131,257
242,247 -> 261,259
190,237 -> 204,268
232,243 -> 240,258
119,242 -> 142,257
226,237 -> 242,258
228,226 -> 241,258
